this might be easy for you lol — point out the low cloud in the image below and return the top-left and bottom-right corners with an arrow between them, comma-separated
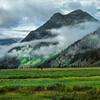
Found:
2,21 -> 99,59
48,21 -> 100,48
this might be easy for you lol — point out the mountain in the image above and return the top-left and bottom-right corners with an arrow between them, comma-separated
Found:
38,28 -> 100,67
0,9 -> 100,68
0,38 -> 21,45
0,56 -> 20,69
22,9 -> 97,42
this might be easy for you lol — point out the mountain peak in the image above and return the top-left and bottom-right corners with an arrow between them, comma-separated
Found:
52,12 -> 62,17
49,9 -> 97,24
50,12 -> 63,21
52,9 -> 84,17
65,9 -> 97,21
22,9 -> 98,42
70,9 -> 85,14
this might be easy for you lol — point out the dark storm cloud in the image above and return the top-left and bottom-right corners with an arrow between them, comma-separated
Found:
0,0 -> 100,28
0,8 -> 21,28
0,0 -> 61,28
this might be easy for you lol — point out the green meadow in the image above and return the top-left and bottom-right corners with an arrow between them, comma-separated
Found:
0,68 -> 100,100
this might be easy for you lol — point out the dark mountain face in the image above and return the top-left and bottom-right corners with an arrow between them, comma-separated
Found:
38,28 -> 100,68
22,9 -> 97,42
0,56 -> 20,69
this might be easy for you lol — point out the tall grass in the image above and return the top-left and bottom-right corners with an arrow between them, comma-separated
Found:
0,84 -> 100,100
0,68 -> 100,100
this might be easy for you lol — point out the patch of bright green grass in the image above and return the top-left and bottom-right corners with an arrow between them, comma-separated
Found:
0,67 -> 100,79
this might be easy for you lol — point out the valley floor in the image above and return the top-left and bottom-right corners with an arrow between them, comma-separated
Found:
0,68 -> 100,100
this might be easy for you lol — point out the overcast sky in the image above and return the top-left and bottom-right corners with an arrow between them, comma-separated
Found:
0,0 -> 100,39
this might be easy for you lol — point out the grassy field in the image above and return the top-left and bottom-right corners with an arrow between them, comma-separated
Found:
0,68 -> 100,100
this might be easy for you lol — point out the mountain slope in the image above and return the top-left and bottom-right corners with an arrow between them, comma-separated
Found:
0,38 -> 21,45
39,28 -> 100,67
22,9 -> 97,42
1,9 -> 100,68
